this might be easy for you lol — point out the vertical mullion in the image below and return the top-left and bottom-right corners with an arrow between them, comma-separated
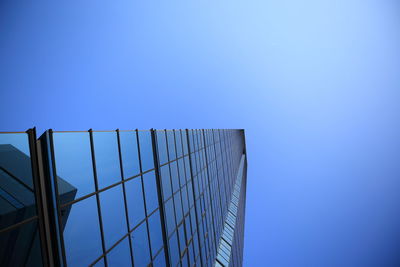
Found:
116,129 -> 135,267
135,129 -> 153,263
151,129 -> 171,266
89,129 -> 108,267
26,128 -> 50,267
185,129 -> 204,267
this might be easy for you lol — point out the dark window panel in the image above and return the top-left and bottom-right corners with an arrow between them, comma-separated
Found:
170,161 -> 179,194
174,193 -> 183,225
167,131 -> 176,161
160,165 -> 171,201
164,198 -> 176,236
168,232 -> 179,267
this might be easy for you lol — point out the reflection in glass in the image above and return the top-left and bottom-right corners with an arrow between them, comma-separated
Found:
63,197 -> 102,267
170,161 -> 179,193
138,131 -> 154,172
174,193 -> 183,224
93,132 -> 121,189
0,133 -> 37,230
143,171 -> 158,214
177,159 -> 186,188
100,185 -> 127,249
125,177 -> 145,229
107,237 -> 131,267
131,221 -> 150,267
148,210 -> 163,255
119,131 -> 140,179
175,131 -> 183,158
153,249 -> 166,267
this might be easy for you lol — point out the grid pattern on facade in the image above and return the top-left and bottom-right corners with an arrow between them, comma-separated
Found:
0,129 -> 246,267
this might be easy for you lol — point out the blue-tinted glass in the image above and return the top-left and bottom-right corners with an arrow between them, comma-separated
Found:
175,131 -> 183,158
174,193 -> 183,224
0,219 -> 43,266
153,249 -> 166,267
160,165 -> 171,200
107,237 -> 131,267
119,131 -> 140,179
63,197 -> 102,267
181,253 -> 188,267
100,185 -> 127,249
53,133 -> 95,203
156,131 -> 168,165
93,132 -> 121,189
93,258 -> 105,266
177,159 -> 186,188
185,216 -> 192,239
167,131 -> 176,161
168,232 -> 179,266
182,131 -> 188,156
178,224 -> 186,254
125,177 -> 145,229
181,186 -> 189,214
164,198 -> 176,236
143,171 -> 158,214
131,221 -> 150,267
188,181 -> 194,207
184,157 -> 191,182
138,131 -> 154,172
148,210 -> 163,256
170,161 -> 179,193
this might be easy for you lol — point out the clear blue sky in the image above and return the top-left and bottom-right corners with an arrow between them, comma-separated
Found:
1,0 -> 400,266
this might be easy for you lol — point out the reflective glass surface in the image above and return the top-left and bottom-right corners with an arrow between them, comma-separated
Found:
153,249 -> 166,267
143,171 -> 158,214
53,132 -> 94,202
148,210 -> 164,255
99,185 -> 128,249
164,198 -> 176,236
107,237 -> 132,267
125,177 -> 145,229
93,132 -> 121,189
169,232 -> 179,266
138,131 -> 154,172
119,131 -> 140,179
62,197 -> 103,267
167,131 -> 176,161
131,221 -> 150,267
160,165 -> 171,200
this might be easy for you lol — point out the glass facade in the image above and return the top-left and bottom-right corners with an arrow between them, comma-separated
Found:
0,129 -> 247,267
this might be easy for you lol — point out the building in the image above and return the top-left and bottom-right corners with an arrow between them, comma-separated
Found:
0,129 -> 247,267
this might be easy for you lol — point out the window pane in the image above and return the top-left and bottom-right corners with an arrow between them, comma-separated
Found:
168,232 -> 179,266
184,157 -> 191,182
160,165 -> 171,201
143,171 -> 158,214
178,224 -> 186,256
107,237 -> 131,267
174,193 -> 183,224
170,162 -> 180,194
148,210 -> 163,256
182,131 -> 188,156
100,185 -> 127,249
93,132 -> 121,189
138,131 -> 154,172
125,177 -> 145,229
62,197 -> 103,267
0,219 -> 43,267
53,132 -> 94,204
164,198 -> 176,236
119,131 -> 140,179
181,185 -> 189,215
131,221 -> 150,267
153,249 -> 166,267
175,131 -> 183,158
177,159 -> 186,188
167,131 -> 176,161
156,131 -> 168,165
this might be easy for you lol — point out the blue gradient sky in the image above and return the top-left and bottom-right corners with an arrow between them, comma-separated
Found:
1,0 -> 400,266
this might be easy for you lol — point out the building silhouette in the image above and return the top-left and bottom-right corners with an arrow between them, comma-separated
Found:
0,129 -> 247,267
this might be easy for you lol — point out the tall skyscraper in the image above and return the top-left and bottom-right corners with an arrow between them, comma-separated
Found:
0,129 -> 247,267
